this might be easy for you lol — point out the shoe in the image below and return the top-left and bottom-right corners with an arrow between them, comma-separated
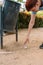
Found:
39,44 -> 43,49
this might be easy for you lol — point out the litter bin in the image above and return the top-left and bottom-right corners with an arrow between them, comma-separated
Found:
0,0 -> 21,49
3,0 -> 21,32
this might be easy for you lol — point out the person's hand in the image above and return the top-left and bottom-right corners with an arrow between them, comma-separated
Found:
24,35 -> 29,45
23,35 -> 29,48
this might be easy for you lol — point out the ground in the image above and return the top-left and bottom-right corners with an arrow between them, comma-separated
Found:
0,28 -> 43,65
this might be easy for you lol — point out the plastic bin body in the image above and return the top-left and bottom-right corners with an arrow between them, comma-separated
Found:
3,0 -> 21,32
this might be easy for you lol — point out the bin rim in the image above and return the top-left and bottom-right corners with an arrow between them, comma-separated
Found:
6,0 -> 21,5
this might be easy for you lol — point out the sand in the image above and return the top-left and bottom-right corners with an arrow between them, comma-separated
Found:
0,28 -> 43,65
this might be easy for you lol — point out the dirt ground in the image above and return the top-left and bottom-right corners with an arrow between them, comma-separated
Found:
0,28 -> 43,65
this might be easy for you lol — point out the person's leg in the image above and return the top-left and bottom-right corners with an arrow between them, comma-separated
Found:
39,43 -> 43,49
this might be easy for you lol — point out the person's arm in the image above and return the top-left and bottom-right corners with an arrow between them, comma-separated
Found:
27,12 -> 36,36
24,12 -> 37,45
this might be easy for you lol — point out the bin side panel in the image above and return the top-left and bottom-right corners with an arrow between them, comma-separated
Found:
3,1 -> 21,32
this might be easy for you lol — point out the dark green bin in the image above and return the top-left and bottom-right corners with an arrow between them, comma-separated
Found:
0,0 -> 21,49
3,0 -> 21,32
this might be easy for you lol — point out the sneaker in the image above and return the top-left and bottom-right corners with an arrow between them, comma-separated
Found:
39,44 -> 43,49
